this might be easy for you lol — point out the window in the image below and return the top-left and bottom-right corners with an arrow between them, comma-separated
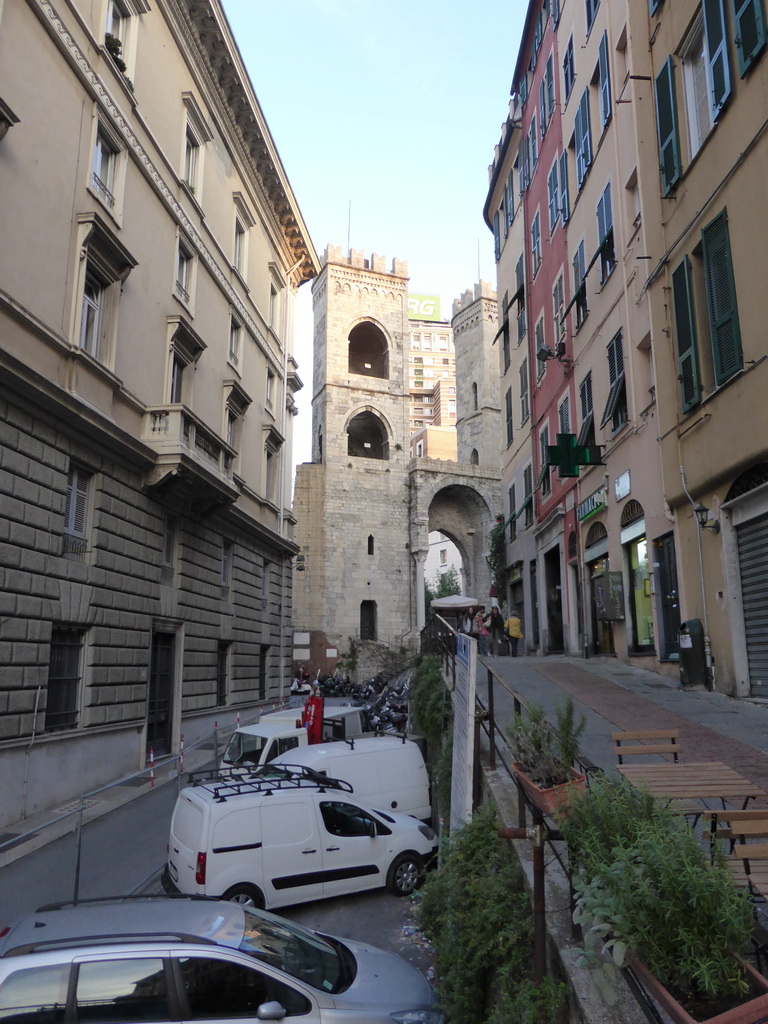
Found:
92,127 -> 118,209
574,88 -> 593,189
535,318 -> 546,379
586,0 -> 600,33
177,956 -> 308,1019
578,373 -> 596,446
217,642 -> 230,705
493,211 -> 501,261
539,80 -> 547,139
184,128 -> 199,190
106,0 -> 130,42
559,151 -> 570,223
598,32 -> 612,126
505,387 -> 514,445
529,117 -> 538,171
182,93 -> 213,196
0,965 -> 70,1022
75,214 -> 136,364
548,161 -> 560,233
733,0 -> 767,75
564,37 -> 575,100
600,331 -> 628,431
502,299 -> 511,372
368,535 -> 375,555
76,958 -> 168,1022
523,464 -> 534,527
520,359 -> 530,423
508,484 -> 517,542
439,548 -> 447,565
655,57 -> 682,197
234,218 -> 246,273
702,209 -> 743,384
266,369 -> 275,409
166,315 -> 205,406
45,628 -> 84,731
221,540 -> 232,590
515,254 -> 527,343
681,14 -> 714,159
507,167 -> 515,226
540,424 -> 551,495
545,54 -> 555,122
176,236 -> 194,304
63,465 -> 91,559
161,515 -> 176,584
224,381 -> 252,454
553,274 -> 564,344
573,240 -> 588,327
559,395 -> 571,433
229,316 -> 242,368
170,353 -> 185,403
531,212 -> 542,273
596,181 -> 616,283
671,256 -> 702,412
472,381 -> 479,410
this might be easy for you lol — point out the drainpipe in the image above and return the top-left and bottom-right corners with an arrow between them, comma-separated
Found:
679,466 -> 715,690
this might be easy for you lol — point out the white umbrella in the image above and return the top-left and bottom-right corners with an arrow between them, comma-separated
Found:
430,595 -> 478,611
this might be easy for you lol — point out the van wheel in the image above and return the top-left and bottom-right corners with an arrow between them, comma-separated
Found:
223,884 -> 265,910
386,853 -> 424,896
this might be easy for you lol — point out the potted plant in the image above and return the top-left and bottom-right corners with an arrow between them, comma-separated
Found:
560,776 -> 765,1023
508,697 -> 587,816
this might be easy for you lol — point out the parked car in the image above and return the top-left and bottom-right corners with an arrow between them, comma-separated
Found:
0,896 -> 444,1024
270,734 -> 432,821
164,772 -> 437,909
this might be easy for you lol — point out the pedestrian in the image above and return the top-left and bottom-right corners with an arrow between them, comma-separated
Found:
474,605 -> 490,656
459,608 -> 474,636
487,606 -> 506,655
504,608 -> 524,657
302,681 -> 324,744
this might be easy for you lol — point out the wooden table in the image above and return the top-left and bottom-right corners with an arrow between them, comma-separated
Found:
617,761 -> 767,809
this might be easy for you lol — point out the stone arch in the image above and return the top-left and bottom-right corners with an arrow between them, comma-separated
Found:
725,463 -> 768,502
346,411 -> 388,459
585,521 -> 608,546
620,498 -> 644,527
347,317 -> 389,378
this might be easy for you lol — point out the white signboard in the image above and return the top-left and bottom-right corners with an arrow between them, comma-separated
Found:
450,633 -> 476,831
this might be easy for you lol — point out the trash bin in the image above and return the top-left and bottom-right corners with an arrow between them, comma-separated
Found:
678,618 -> 706,687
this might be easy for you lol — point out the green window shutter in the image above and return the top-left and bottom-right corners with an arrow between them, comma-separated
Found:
598,32 -> 612,125
671,256 -> 702,412
702,211 -> 743,384
559,151 -> 570,222
650,0 -> 662,13
703,0 -> 733,115
732,0 -> 767,75
654,58 -> 682,196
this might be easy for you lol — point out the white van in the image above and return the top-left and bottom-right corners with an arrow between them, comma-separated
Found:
164,773 -> 437,910
220,706 -> 371,770
270,736 -> 431,821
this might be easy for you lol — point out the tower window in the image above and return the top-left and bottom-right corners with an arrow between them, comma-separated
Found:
348,322 -> 388,378
368,535 -> 374,555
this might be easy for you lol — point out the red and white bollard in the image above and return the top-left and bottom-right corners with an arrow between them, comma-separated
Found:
236,711 -> 241,729
149,745 -> 155,788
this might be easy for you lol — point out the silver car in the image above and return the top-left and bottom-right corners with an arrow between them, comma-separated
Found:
0,896 -> 443,1024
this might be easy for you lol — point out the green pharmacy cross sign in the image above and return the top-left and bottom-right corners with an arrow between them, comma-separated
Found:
546,433 -> 604,478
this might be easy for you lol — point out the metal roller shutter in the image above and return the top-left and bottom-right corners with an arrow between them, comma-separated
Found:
737,512 -> 768,695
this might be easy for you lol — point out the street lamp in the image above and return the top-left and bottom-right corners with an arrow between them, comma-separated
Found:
694,504 -> 720,534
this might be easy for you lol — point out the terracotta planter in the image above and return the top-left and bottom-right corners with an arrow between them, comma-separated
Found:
512,762 -> 587,817
630,956 -> 768,1024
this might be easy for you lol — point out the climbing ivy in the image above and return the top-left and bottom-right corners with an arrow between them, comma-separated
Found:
488,514 -> 507,604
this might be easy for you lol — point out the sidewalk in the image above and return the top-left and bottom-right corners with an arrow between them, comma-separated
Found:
479,654 -> 768,802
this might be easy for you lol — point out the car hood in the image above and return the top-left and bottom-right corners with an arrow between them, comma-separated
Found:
333,936 -> 437,1010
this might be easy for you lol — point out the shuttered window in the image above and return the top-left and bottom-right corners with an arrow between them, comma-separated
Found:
598,32 -> 612,126
732,0 -> 767,75
560,151 -> 570,222
65,467 -> 90,537
507,168 -> 515,226
493,211 -> 501,261
575,89 -> 593,189
671,256 -> 702,412
702,210 -> 743,385
520,359 -> 530,423
578,373 -> 596,447
655,58 -> 682,196
600,332 -> 628,430
548,162 -> 560,233
703,0 -> 732,114
505,387 -> 514,446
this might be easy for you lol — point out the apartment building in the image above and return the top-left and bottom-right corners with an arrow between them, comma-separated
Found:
638,0 -> 768,694
407,308 -> 457,435
486,0 -> 674,668
0,0 -> 317,825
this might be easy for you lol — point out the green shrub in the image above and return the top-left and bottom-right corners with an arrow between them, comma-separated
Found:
410,654 -> 450,750
418,803 -> 566,1024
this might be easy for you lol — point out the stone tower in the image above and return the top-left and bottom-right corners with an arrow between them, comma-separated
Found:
452,281 -> 500,470
292,246 -> 414,671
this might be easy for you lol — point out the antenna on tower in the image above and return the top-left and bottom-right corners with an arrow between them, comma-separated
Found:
347,200 -> 351,253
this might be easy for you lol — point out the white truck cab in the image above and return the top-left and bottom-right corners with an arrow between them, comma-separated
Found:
221,706 -> 371,769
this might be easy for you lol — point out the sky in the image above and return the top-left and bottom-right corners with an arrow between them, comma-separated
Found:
220,0 -> 526,469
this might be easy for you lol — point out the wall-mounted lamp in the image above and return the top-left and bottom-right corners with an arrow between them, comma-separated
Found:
0,99 -> 20,142
294,553 -> 307,571
536,341 -> 572,370
694,504 -> 720,534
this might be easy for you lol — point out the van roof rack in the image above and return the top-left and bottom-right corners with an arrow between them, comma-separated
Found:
186,764 -> 354,802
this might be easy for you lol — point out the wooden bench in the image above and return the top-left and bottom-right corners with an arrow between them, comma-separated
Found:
704,811 -> 768,896
612,729 -> 682,765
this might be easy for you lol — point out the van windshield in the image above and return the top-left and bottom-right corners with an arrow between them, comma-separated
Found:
223,732 -> 267,766
239,907 -> 346,992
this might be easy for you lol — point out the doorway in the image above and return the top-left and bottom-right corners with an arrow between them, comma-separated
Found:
360,600 -> 377,640
655,533 -> 680,660
543,546 -> 564,653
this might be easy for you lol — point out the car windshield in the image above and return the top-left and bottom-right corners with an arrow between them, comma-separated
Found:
223,732 -> 266,766
239,907 -> 346,992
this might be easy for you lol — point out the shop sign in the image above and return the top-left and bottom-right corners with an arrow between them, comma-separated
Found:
577,487 -> 606,522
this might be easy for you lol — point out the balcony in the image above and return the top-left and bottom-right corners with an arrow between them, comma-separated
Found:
142,406 -> 239,514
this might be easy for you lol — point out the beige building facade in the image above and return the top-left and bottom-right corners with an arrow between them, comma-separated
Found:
0,0 -> 317,825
